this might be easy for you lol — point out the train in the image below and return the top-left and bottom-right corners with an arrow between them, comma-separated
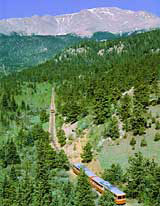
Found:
72,163 -> 126,205
50,104 -> 55,113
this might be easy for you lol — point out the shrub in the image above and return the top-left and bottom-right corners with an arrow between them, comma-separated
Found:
155,121 -> 160,130
140,138 -> 147,147
57,129 -> 66,147
102,163 -> 123,184
81,142 -> 93,163
148,122 -> 152,128
154,132 -> 160,142
123,134 -> 127,139
130,137 -> 136,146
152,117 -> 156,124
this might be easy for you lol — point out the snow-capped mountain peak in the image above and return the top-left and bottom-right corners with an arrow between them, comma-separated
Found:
0,7 -> 160,36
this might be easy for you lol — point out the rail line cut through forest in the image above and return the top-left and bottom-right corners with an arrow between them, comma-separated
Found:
49,88 -> 59,150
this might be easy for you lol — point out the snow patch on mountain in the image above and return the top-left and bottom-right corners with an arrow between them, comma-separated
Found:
0,7 -> 160,36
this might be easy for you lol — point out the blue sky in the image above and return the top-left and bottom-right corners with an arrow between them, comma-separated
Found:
0,0 -> 160,19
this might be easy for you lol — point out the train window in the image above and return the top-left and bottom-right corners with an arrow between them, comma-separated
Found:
92,179 -> 103,188
123,195 -> 126,199
118,196 -> 122,199
73,165 -> 80,170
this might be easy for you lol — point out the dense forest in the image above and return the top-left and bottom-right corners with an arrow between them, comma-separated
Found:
0,32 -> 83,74
0,30 -> 143,75
0,29 -> 160,205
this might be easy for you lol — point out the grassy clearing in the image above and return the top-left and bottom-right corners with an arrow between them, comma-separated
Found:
0,82 -> 52,142
99,105 -> 160,170
16,82 -> 52,110
126,199 -> 143,206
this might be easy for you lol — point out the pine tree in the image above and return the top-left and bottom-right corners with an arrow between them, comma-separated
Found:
57,150 -> 70,170
40,110 -> 49,123
4,139 -> 21,168
57,129 -> 66,147
75,169 -> 95,206
102,164 -> 123,184
106,117 -> 119,140
81,142 -> 93,163
98,191 -> 116,206
16,174 -> 34,206
140,138 -> 147,147
2,93 -> 9,109
130,137 -> 136,147
33,140 -> 52,206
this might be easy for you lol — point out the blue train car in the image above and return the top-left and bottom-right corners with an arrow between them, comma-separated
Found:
72,163 -> 126,205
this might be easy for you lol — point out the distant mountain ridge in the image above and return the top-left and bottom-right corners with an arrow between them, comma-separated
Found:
0,30 -> 146,75
0,33 -> 82,75
0,7 -> 160,36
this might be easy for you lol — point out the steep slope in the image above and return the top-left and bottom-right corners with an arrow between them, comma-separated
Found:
0,33 -> 82,73
0,7 -> 160,36
1,29 -> 160,206
0,30 -> 144,74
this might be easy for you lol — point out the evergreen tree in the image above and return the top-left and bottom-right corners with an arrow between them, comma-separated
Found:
119,94 -> 132,121
2,93 -> 9,109
33,139 -> 52,206
57,129 -> 66,147
81,142 -> 93,163
98,191 -> 116,206
57,150 -> 70,170
140,138 -> 147,147
16,174 -> 34,206
102,164 -> 123,184
3,139 -> 21,168
130,137 -> 136,147
40,109 -> 49,123
21,100 -> 26,110
154,132 -> 160,141
93,91 -> 111,125
75,169 -> 95,206
105,117 -> 119,140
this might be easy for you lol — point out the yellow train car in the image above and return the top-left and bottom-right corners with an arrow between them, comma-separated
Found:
72,163 -> 126,205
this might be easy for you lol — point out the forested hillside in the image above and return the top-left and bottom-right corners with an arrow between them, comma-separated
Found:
0,30 -> 143,76
0,33 -> 82,74
0,29 -> 160,205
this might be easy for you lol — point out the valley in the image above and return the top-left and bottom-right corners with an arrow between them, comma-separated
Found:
0,29 -> 160,205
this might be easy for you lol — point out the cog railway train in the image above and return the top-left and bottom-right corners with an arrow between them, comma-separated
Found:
73,163 -> 126,205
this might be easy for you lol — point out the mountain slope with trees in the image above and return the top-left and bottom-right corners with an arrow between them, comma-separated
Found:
0,29 -> 160,205
0,30 -> 144,76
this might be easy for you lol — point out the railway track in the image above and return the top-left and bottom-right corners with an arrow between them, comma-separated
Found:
49,88 -> 59,151
48,88 -> 128,205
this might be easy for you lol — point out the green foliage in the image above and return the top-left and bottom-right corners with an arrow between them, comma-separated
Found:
155,120 -> 160,130
105,117 -> 119,140
75,169 -> 95,206
152,117 -> 156,124
81,142 -> 93,163
98,191 -> 116,206
119,94 -> 132,121
1,29 -> 160,206
93,91 -> 111,125
57,128 -> 67,147
0,139 -> 21,168
102,163 -> 123,184
16,174 -> 34,206
130,137 -> 136,147
140,138 -> 147,147
154,132 -> 160,142
130,104 -> 147,136
0,33 -> 82,73
126,152 -> 160,205
40,109 -> 49,123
